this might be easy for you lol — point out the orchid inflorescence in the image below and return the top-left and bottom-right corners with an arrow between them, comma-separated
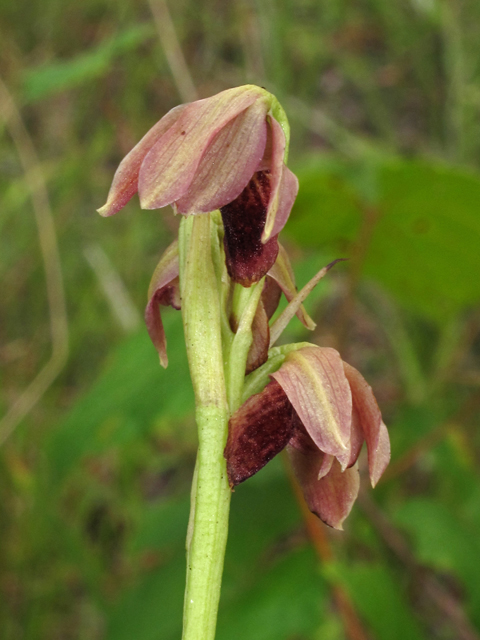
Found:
99,84 -> 390,639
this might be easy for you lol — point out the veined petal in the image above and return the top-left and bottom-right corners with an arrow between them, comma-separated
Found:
245,301 -> 270,374
98,104 -> 188,217
224,380 -> 294,486
221,171 -> 279,286
261,277 -> 282,320
288,446 -> 360,530
262,116 -> 286,241
343,362 -> 391,486
347,406 -> 365,468
138,87 -> 267,210
263,166 -> 299,241
267,243 -> 315,329
317,453 -> 335,479
145,241 -> 180,368
175,102 -> 267,214
272,347 -> 352,465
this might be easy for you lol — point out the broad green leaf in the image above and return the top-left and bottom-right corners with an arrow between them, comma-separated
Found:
394,499 -> 480,624
366,160 -> 480,320
338,562 -> 426,640
287,157 -> 480,322
217,548 -> 326,640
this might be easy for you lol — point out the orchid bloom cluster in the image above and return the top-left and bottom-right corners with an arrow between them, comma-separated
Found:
99,84 -> 390,530
99,84 -> 390,639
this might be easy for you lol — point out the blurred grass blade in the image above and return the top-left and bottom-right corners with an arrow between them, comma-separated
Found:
21,24 -> 155,103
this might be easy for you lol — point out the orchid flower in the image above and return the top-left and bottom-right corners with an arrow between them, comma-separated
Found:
225,346 -> 390,529
98,85 -> 298,285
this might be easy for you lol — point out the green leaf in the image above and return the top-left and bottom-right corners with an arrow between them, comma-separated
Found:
106,555 -> 185,640
393,499 -> 480,623
366,159 -> 480,320
129,496 -> 190,555
21,24 -> 155,102
46,312 -> 193,485
338,562 -> 427,640
287,156 -> 480,322
217,548 -> 326,640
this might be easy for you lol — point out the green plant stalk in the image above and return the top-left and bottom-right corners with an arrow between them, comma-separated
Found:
179,213 -> 231,640
226,280 -> 264,412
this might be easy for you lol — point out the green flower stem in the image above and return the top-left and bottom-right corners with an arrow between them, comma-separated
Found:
241,353 -> 286,402
241,342 -> 315,402
226,279 -> 264,413
179,214 -> 231,640
209,212 -> 233,350
179,213 -> 265,640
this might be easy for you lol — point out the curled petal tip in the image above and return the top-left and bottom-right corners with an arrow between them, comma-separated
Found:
97,202 -> 115,217
326,258 -> 349,271
159,353 -> 168,369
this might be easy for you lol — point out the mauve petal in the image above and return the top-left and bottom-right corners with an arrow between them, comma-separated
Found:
267,243 -> 315,329
245,301 -> 270,375
347,405 -> 365,468
145,241 -> 180,368
225,380 -> 294,486
372,422 -> 390,487
261,277 -> 282,320
138,87 -> 267,210
288,411 -> 317,453
221,171 -> 279,286
342,362 -> 390,486
98,104 -> 188,217
175,103 -> 267,214
267,166 -> 299,239
317,454 -> 335,479
288,413 -> 348,479
288,447 -> 360,529
262,117 -> 286,241
272,347 -> 352,465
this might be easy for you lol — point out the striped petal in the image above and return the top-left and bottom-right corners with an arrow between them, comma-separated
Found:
144,241 -> 180,368
98,104 -> 188,217
288,445 -> 360,530
343,362 -> 391,486
175,102 -> 267,214
138,87 -> 267,210
262,116 -> 286,241
245,301 -> 270,374
272,347 -> 352,466
265,166 -> 299,241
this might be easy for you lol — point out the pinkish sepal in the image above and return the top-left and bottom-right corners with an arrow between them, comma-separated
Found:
144,240 -> 180,368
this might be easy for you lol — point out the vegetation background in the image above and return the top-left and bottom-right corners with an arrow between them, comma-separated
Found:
1,0 -> 480,638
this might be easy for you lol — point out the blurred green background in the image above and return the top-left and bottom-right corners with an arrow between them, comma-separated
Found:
1,0 -> 480,638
